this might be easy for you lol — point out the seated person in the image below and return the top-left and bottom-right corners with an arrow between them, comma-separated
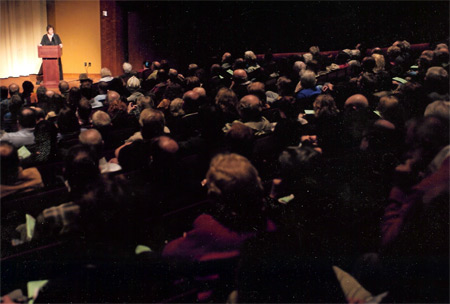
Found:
115,108 -> 166,171
126,76 -> 144,103
378,115 -> 449,302
223,94 -> 273,136
33,174 -> 132,250
231,69 -> 252,100
92,81 -> 109,109
16,145 -> 100,241
1,141 -> 43,198
162,153 -> 276,261
79,129 -> 122,174
295,70 -> 321,109
1,107 -> 36,147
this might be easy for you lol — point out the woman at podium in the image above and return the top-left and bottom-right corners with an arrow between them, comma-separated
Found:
37,25 -> 63,82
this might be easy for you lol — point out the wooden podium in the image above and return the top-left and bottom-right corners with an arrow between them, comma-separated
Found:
38,46 -> 61,87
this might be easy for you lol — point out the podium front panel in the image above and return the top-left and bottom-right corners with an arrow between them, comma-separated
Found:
38,46 -> 61,58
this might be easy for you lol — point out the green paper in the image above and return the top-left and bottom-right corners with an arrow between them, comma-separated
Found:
392,77 -> 407,84
27,280 -> 48,304
18,146 -> 31,159
135,245 -> 152,255
26,214 -> 36,241
373,110 -> 381,117
278,194 -> 295,204
304,110 -> 315,115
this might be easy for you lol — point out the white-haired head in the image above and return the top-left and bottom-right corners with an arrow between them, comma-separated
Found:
123,62 -> 132,73
351,49 -> 361,59
100,67 -> 112,78
303,53 -> 313,63
300,70 -> 317,89
244,50 -> 257,61
293,61 -> 306,76
127,76 -> 140,90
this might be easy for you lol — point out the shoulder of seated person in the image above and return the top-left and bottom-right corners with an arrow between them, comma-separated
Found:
19,167 -> 42,179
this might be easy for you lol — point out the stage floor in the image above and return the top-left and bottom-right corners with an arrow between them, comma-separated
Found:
0,73 -> 101,90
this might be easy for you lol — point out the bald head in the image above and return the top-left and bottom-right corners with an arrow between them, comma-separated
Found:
79,129 -> 102,146
183,90 -> 200,113
9,83 -> 19,96
45,90 -> 55,98
193,87 -> 206,98
222,52 -> 232,62
107,90 -> 120,103
79,129 -> 103,157
238,95 -> 263,122
233,69 -> 248,82
157,136 -> 179,154
374,119 -> 396,130
183,90 -> 200,102
59,81 -> 70,94
345,94 -> 369,110
169,68 -> 178,77
19,108 -> 36,128
247,81 -> 265,92
151,61 -> 161,70
240,94 -> 261,107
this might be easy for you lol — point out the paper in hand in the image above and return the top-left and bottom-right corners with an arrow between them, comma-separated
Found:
26,214 -> 36,241
135,245 -> 152,255
18,146 -> 31,159
27,280 -> 48,304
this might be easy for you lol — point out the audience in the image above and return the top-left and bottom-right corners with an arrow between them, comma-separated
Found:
1,39 -> 449,303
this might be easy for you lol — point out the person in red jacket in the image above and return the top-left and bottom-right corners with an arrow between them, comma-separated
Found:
163,153 -> 276,261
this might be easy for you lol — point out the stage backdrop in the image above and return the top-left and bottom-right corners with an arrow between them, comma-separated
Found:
0,0 -> 47,78
51,0 -> 101,75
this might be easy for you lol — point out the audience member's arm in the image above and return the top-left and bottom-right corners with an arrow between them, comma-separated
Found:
114,141 -> 132,159
0,167 -> 44,198
294,81 -> 302,93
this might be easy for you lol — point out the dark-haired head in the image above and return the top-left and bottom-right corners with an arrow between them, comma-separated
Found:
64,144 -> 100,198
18,107 -> 36,129
22,81 -> 34,97
9,95 -> 24,117
57,107 -> 80,134
278,145 -> 323,190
